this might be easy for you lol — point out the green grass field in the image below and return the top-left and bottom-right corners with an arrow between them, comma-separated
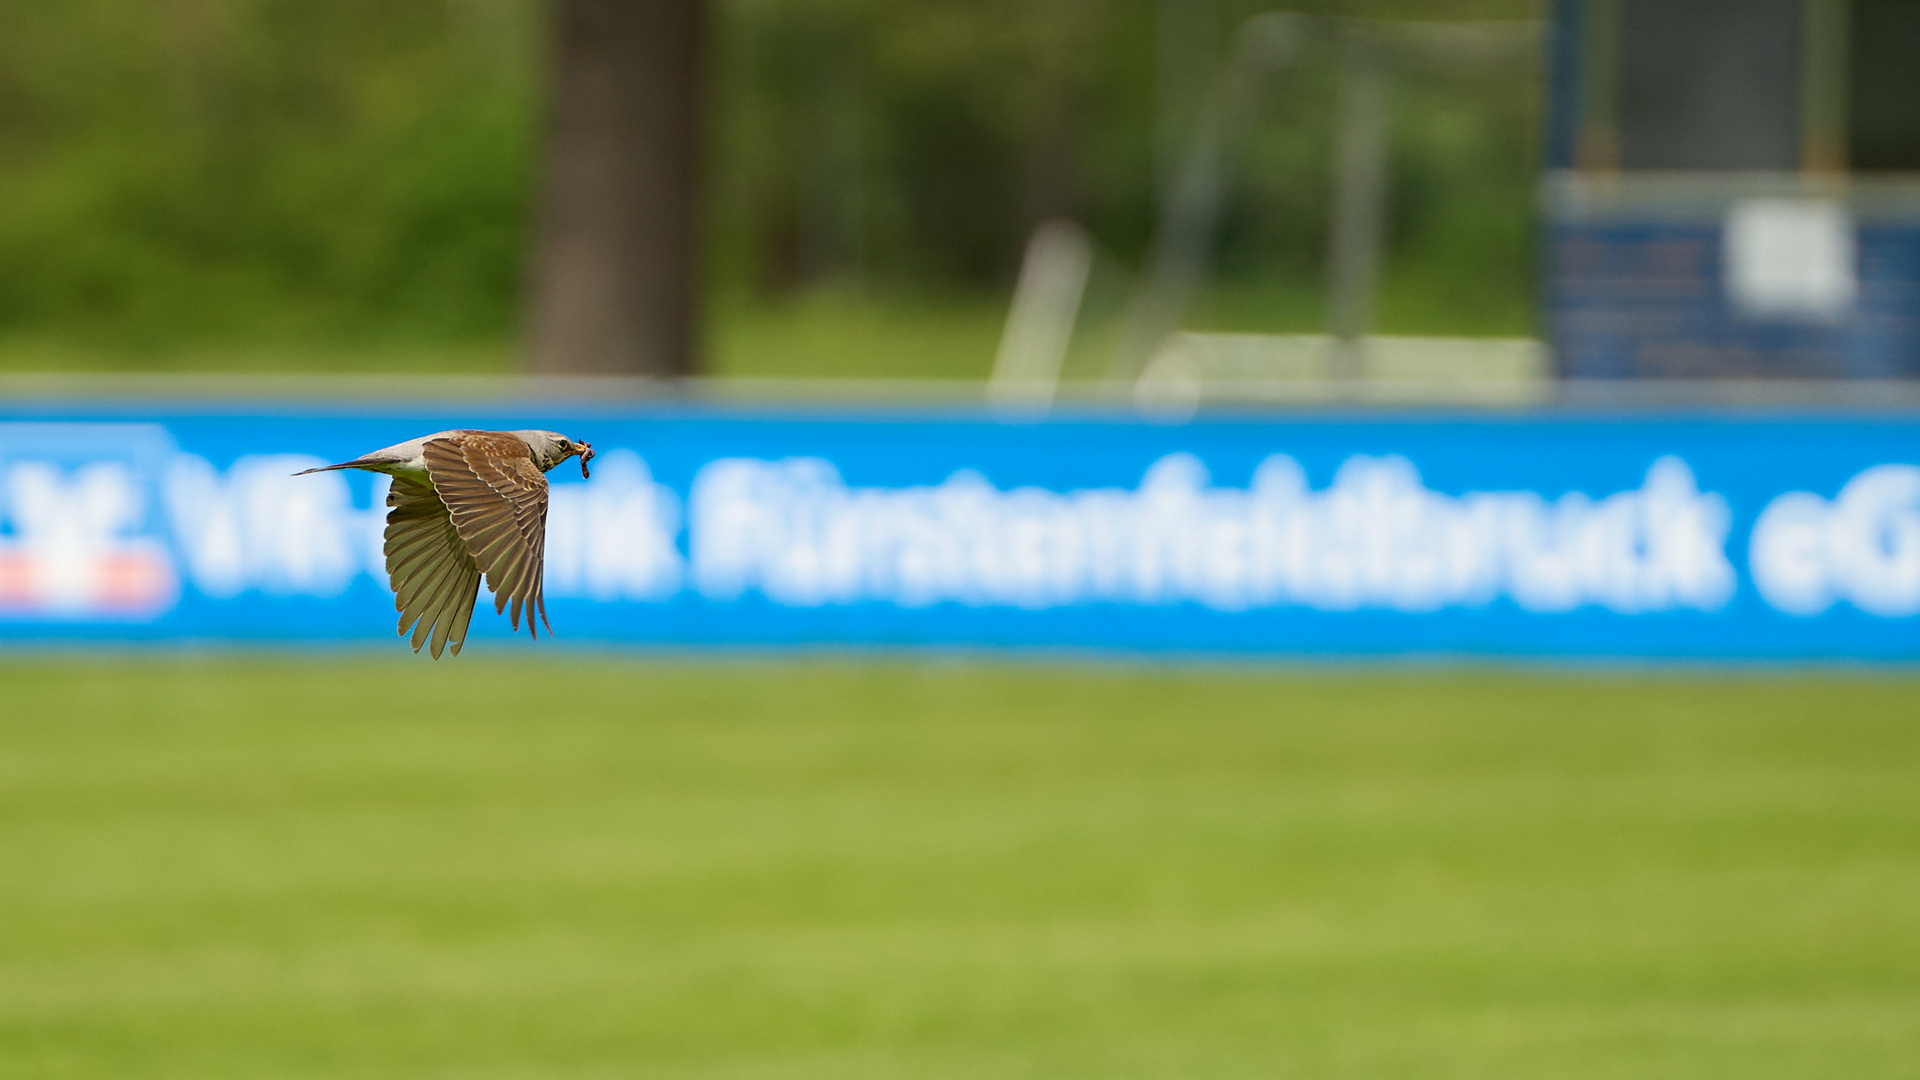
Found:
2,659 -> 1916,1078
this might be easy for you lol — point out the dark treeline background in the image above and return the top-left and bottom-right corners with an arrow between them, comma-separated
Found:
0,0 -> 1539,374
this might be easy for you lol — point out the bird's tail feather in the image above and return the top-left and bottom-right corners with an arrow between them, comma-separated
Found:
294,457 -> 386,476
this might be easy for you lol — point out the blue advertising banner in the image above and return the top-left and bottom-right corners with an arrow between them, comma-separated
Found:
1,403 -> 1917,658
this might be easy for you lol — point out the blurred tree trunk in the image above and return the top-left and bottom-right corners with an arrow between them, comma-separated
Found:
526,0 -> 705,376
1021,81 -> 1084,232
1020,1 -> 1096,250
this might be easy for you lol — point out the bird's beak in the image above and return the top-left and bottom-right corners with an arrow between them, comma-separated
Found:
578,443 -> 594,479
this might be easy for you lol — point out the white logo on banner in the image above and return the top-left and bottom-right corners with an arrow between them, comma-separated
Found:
1750,464 -> 1920,616
0,461 -> 178,615
689,453 -> 1736,614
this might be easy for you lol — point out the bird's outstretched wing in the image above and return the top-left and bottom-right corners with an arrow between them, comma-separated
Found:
384,475 -> 483,658
423,432 -> 552,637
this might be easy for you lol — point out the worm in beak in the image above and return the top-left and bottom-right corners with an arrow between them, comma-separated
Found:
579,443 -> 595,479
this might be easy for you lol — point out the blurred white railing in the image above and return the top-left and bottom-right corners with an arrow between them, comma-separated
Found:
7,368 -> 1920,413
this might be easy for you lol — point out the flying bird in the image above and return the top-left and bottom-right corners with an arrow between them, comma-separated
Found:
297,429 -> 594,658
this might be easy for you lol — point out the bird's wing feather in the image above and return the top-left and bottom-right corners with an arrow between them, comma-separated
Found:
384,475 -> 483,658
423,432 -> 552,637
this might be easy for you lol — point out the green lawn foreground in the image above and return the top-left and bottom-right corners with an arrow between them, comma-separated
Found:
1,658 -> 1915,1079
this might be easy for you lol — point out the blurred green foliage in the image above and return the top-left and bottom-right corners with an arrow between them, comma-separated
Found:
0,0 -> 541,352
0,0 -> 1540,370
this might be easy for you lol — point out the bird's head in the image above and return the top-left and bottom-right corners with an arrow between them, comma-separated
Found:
518,430 -> 596,478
